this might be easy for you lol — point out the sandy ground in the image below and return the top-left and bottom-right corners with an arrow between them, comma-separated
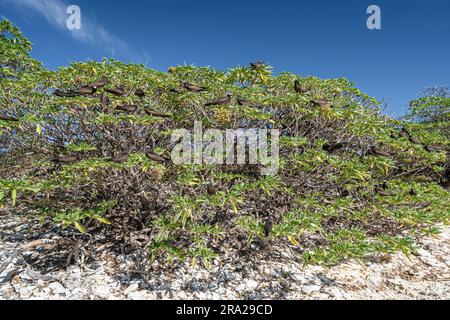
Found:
0,214 -> 449,300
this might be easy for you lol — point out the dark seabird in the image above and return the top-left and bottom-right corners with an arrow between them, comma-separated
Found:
135,88 -> 146,97
169,88 -> 183,94
144,107 -> 171,118
237,97 -> 253,106
73,86 -> 96,95
111,151 -> 129,163
145,147 -> 172,164
0,115 -> 19,122
205,93 -> 233,106
105,87 -> 126,96
88,77 -> 108,89
311,99 -> 331,107
100,94 -> 111,111
250,61 -> 266,69
376,188 -> 392,197
294,80 -> 304,93
264,216 -> 273,237
323,142 -> 344,153
399,127 -> 410,137
53,154 -> 79,164
424,144 -> 444,152
116,105 -> 138,113
370,146 -> 392,157
183,82 -> 206,92
54,89 -> 77,98
409,135 -> 421,145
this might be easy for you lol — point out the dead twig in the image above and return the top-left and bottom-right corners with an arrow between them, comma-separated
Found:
0,239 -> 60,274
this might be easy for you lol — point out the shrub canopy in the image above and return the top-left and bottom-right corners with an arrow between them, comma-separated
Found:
1,20 -> 449,266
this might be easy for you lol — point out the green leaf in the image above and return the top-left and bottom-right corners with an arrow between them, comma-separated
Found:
74,222 -> 86,233
288,235 -> 300,246
95,216 -> 112,225
11,189 -> 17,207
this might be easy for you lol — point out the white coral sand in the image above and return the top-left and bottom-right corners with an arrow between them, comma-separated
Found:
0,214 -> 448,300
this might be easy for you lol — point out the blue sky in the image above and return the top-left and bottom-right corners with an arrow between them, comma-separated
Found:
1,0 -> 449,117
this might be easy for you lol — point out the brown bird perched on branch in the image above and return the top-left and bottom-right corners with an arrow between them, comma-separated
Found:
294,80 -> 305,94
73,86 -> 96,95
250,61 -> 266,69
399,127 -> 410,138
339,188 -> 350,197
88,77 -> 108,89
207,183 -> 217,195
375,187 -> 392,197
135,88 -> 146,98
169,88 -> 182,94
408,135 -> 421,145
311,99 -> 331,107
0,115 -> 19,122
370,145 -> 392,157
116,105 -> 138,113
424,144 -> 444,153
264,215 -> 273,237
54,89 -> 77,98
105,86 -> 126,96
111,151 -> 129,163
205,92 -> 233,106
145,147 -> 172,164
236,97 -> 252,106
399,127 -> 422,145
144,107 -> 171,118
52,154 -> 79,164
100,94 -> 111,111
323,142 -> 344,153
183,82 -> 206,92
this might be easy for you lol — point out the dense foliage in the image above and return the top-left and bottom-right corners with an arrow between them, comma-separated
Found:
408,86 -> 450,123
1,20 -> 449,267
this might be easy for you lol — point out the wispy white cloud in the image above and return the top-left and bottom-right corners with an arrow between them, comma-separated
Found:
4,0 -> 150,62
131,50 -> 152,66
